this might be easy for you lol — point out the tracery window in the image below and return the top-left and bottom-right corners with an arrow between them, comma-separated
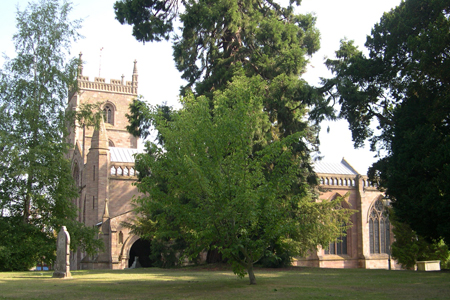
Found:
103,105 -> 114,124
325,223 -> 347,255
369,199 -> 391,254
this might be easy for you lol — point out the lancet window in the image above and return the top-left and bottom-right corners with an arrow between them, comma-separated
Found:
103,104 -> 114,124
369,199 -> 391,254
73,163 -> 80,187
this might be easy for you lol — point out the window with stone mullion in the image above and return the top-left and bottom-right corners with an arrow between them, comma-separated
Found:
369,199 -> 391,254
103,105 -> 113,124
325,224 -> 347,255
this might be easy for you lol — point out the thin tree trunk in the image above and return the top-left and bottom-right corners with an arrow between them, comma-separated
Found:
23,179 -> 32,223
247,263 -> 256,285
241,247 -> 256,285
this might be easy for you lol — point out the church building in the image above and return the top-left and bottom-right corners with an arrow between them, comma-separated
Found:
68,57 -> 397,270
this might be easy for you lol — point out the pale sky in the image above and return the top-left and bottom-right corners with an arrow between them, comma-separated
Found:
0,0 -> 402,174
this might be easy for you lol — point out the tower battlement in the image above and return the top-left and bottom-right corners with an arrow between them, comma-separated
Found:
75,53 -> 138,95
77,75 -> 137,95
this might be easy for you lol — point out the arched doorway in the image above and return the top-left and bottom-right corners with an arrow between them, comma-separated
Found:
128,238 -> 153,268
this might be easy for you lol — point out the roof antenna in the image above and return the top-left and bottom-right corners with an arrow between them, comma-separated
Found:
99,47 -> 104,77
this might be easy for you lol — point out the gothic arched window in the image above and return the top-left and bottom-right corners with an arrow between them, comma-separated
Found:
103,104 -> 114,124
73,163 -> 80,188
369,199 -> 391,254
325,223 -> 347,255
118,231 -> 123,244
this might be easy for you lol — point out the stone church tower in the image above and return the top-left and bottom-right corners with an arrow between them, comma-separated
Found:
68,54 -> 147,270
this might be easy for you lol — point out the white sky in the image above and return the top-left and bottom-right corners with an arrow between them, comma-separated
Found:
0,0 -> 402,175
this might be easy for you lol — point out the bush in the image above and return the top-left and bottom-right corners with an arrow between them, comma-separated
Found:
390,210 -> 450,269
0,217 -> 56,271
257,242 -> 292,268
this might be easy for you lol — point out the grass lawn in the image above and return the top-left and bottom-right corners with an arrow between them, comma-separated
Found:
1,265 -> 449,299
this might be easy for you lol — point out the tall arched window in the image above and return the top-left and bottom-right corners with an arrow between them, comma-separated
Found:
369,199 -> 390,254
73,163 -> 80,188
118,231 -> 123,244
325,223 -> 347,255
103,104 -> 114,124
325,196 -> 349,255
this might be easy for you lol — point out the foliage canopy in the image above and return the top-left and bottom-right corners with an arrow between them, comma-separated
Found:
390,210 -> 450,270
0,0 -> 102,271
116,0 -> 327,138
131,76 -> 353,284
324,0 -> 450,244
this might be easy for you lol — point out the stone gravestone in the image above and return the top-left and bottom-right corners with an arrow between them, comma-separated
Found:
130,256 -> 141,269
52,226 -> 72,278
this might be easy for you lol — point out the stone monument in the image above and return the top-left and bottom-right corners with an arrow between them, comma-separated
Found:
129,256 -> 141,269
52,226 -> 72,278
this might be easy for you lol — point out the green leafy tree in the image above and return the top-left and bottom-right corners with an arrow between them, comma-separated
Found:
390,210 -> 450,270
323,0 -> 450,244
0,0 -> 102,271
131,76 -> 353,284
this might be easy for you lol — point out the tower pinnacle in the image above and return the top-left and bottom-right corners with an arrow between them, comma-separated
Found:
133,59 -> 138,74
131,60 -> 138,89
78,52 -> 83,76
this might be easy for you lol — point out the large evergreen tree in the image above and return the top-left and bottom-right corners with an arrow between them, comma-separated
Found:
323,0 -> 450,244
115,0 -> 326,146
0,0 -> 101,271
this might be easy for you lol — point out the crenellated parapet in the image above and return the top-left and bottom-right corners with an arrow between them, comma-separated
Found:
74,52 -> 138,96
77,75 -> 138,95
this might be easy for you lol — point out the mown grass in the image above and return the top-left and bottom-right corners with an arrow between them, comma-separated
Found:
1,265 -> 449,299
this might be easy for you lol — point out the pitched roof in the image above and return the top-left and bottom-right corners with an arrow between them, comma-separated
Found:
313,158 -> 360,175
109,147 -> 142,163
